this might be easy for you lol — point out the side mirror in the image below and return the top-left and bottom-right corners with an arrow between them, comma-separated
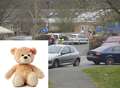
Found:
61,52 -> 66,55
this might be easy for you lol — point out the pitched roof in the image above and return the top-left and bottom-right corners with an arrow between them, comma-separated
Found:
0,26 -> 14,34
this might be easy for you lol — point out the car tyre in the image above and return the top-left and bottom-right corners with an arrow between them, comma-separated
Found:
94,61 -> 100,65
73,58 -> 80,66
53,60 -> 59,68
105,58 -> 114,65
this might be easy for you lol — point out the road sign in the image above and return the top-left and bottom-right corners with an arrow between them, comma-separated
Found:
96,26 -> 102,32
39,27 -> 48,33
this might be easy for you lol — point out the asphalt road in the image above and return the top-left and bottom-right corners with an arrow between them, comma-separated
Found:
73,44 -> 89,56
49,44 -> 96,88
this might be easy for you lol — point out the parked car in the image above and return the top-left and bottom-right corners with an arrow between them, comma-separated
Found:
102,36 -> 120,46
78,34 -> 89,44
34,34 -> 55,45
51,33 -> 61,39
87,43 -> 120,65
49,44 -> 80,68
5,36 -> 32,40
65,33 -> 88,44
58,35 -> 69,44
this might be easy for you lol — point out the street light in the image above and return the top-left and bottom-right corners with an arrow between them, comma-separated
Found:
46,0 -> 50,31
46,0 -> 50,9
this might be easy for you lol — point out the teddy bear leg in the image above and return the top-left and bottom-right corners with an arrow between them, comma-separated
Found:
13,75 -> 24,87
27,72 -> 38,87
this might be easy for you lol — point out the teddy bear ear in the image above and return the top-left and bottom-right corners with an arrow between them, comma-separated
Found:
30,48 -> 37,55
11,48 -> 17,55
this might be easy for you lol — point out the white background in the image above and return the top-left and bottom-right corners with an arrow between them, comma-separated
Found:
0,41 -> 48,88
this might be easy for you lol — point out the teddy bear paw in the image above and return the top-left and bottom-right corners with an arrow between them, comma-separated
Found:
27,72 -> 38,87
13,75 -> 24,87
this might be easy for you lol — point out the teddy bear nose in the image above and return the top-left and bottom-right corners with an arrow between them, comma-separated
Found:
24,56 -> 28,59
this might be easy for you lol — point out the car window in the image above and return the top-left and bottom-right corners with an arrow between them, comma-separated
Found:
112,46 -> 120,53
69,35 -> 77,38
61,46 -> 71,54
70,47 -> 75,53
78,35 -> 86,38
103,48 -> 113,53
53,35 -> 58,39
49,46 -> 62,54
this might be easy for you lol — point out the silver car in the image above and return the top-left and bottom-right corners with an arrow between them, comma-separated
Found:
64,34 -> 88,44
49,44 -> 80,68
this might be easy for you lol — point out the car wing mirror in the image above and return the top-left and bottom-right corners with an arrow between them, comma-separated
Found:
61,52 -> 66,55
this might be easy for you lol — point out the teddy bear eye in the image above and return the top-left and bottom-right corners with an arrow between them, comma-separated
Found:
21,54 -> 24,56
28,54 -> 31,56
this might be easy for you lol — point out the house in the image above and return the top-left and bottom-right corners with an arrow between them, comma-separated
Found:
0,26 -> 14,39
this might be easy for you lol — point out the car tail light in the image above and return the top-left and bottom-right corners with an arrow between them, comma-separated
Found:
96,52 -> 101,55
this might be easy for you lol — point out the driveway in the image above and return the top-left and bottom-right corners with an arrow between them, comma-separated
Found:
49,56 -> 96,88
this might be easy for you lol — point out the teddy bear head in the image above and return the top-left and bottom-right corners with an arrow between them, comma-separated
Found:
11,47 -> 37,64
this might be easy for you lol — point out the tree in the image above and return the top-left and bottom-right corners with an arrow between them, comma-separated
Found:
106,0 -> 120,15
1,0 -> 120,35
54,9 -> 75,32
0,0 -> 21,25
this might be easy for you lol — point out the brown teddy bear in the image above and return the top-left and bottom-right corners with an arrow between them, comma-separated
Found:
5,47 -> 44,87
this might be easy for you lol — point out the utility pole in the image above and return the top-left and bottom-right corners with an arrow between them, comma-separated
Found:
34,0 -> 38,24
32,0 -> 39,38
46,0 -> 50,31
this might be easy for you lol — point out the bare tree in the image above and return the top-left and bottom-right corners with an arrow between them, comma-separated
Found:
0,0 -> 21,25
106,0 -> 120,15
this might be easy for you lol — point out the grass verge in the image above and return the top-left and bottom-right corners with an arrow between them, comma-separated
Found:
83,66 -> 120,88
49,81 -> 53,88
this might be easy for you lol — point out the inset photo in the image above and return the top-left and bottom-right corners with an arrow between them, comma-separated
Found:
0,41 -> 48,88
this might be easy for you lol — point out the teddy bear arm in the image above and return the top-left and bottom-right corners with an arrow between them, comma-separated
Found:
32,66 -> 44,79
5,66 -> 16,79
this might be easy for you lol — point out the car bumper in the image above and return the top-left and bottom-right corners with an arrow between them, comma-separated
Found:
79,40 -> 88,43
87,55 -> 100,61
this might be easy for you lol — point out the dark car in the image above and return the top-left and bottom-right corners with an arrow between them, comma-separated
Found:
87,43 -> 120,65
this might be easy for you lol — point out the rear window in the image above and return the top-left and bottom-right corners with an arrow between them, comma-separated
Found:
69,35 -> 77,38
53,35 -> 58,39
78,35 -> 86,38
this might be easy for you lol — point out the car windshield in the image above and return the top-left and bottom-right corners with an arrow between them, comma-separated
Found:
78,35 -> 86,38
69,34 -> 77,38
49,45 -> 62,54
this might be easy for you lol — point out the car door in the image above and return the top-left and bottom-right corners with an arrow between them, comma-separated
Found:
69,46 -> 77,62
59,46 -> 72,64
111,46 -> 120,62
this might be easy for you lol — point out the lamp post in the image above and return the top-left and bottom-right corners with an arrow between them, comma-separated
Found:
32,0 -> 38,39
46,0 -> 50,32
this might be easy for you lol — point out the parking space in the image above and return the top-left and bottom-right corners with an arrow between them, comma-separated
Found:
49,44 -> 96,88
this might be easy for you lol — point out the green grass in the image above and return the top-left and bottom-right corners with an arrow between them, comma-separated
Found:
83,66 -> 120,88
49,81 -> 53,88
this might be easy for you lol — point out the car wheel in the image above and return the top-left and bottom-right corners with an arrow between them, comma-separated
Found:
105,58 -> 114,65
94,61 -> 100,65
53,60 -> 59,68
73,59 -> 80,66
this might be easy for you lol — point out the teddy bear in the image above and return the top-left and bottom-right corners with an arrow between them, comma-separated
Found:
5,47 -> 44,87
